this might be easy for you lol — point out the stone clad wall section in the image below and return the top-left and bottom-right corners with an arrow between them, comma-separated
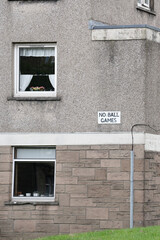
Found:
0,147 -> 14,240
0,144 -> 146,240
144,151 -> 160,227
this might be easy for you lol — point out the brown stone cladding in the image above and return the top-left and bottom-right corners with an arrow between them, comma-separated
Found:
0,145 -> 160,239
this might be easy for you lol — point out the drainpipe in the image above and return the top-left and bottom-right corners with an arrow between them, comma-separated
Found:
130,150 -> 134,228
130,123 -> 151,229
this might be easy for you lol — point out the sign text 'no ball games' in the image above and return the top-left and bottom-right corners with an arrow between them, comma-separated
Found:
98,111 -> 121,124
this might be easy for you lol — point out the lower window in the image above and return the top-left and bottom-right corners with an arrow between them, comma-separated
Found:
12,147 -> 56,201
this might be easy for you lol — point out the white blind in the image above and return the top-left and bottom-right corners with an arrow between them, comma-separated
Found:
16,148 -> 56,159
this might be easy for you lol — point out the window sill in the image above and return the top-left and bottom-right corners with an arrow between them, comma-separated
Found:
7,96 -> 61,101
5,201 -> 59,206
136,6 -> 156,15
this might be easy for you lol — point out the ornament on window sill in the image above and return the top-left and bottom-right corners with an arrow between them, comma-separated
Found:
30,86 -> 45,91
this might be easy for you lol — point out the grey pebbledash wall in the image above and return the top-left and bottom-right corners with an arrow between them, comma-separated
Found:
0,0 -> 160,133
1,144 -> 160,240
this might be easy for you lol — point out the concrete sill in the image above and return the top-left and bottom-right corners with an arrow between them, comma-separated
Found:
7,97 -> 61,101
136,6 -> 156,15
5,201 -> 59,206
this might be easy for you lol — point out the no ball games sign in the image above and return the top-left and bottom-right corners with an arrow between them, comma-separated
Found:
98,111 -> 121,124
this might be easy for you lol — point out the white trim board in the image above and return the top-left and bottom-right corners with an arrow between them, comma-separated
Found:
145,133 -> 160,152
0,132 -> 144,146
92,28 -> 160,43
0,132 -> 160,152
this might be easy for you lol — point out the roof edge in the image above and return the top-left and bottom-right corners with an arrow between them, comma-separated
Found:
89,20 -> 160,32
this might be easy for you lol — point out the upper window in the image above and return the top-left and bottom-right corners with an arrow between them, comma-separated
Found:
14,44 -> 57,97
12,147 -> 56,202
138,0 -> 150,8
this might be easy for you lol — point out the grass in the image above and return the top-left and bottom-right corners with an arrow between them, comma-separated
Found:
34,226 -> 160,240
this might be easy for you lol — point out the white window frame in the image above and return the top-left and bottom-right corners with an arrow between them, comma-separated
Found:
138,0 -> 150,9
12,147 -> 56,202
14,43 -> 57,98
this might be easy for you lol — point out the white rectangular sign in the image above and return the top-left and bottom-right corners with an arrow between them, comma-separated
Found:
98,111 -> 121,124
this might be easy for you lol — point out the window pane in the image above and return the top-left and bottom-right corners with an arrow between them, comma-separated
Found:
14,162 -> 55,197
16,148 -> 56,159
19,47 -> 55,92
19,47 -> 55,75
20,56 -> 55,75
